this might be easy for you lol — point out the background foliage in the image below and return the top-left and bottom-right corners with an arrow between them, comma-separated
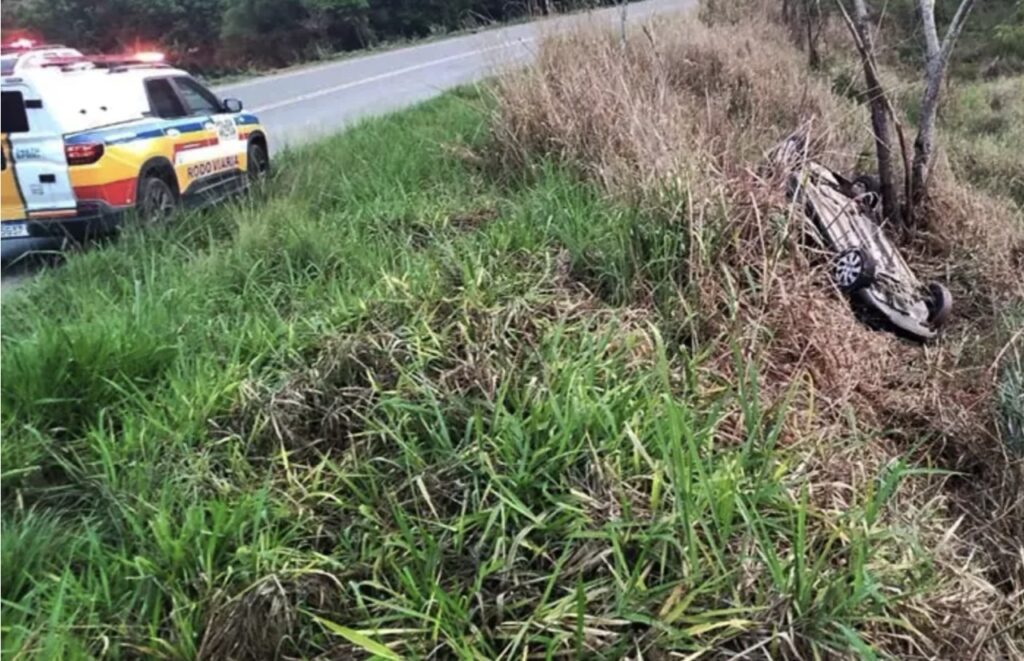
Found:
2,0 -> 626,73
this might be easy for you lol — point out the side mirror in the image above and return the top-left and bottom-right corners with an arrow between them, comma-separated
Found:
222,98 -> 243,113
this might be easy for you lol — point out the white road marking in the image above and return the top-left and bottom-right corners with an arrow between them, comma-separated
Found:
249,39 -> 534,113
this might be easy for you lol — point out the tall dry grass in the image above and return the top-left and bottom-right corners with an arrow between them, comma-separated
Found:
493,16 -> 863,189
488,11 -> 1023,658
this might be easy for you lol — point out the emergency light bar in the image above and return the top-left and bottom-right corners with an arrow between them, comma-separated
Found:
133,51 -> 165,63
39,52 -> 168,70
1,41 -> 67,54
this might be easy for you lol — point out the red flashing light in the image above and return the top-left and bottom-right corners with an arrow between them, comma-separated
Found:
65,142 -> 105,166
9,38 -> 36,49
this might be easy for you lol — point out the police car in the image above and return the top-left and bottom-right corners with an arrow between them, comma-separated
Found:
1,40 -> 85,75
1,41 -> 269,259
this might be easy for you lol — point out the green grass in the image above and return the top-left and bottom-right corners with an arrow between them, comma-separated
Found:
943,75 -> 1024,212
887,0 -> 1024,78
0,87 -> 967,658
816,0 -> 1023,213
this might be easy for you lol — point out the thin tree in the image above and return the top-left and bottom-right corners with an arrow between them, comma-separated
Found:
837,0 -> 975,223
619,0 -> 629,47
911,0 -> 976,206
789,0 -> 825,69
838,0 -> 900,224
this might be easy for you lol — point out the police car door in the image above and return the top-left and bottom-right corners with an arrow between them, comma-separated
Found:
171,76 -> 243,192
1,84 -> 77,221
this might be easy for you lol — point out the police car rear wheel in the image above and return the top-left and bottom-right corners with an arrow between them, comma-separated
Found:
247,142 -> 269,181
138,176 -> 177,224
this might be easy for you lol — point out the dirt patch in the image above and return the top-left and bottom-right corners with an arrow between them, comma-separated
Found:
214,334 -> 406,460
197,573 -> 344,661
447,206 -> 498,233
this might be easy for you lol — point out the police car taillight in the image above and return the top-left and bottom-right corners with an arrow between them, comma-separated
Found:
65,142 -> 104,165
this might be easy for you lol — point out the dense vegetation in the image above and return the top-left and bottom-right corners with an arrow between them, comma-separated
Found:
765,0 -> 1023,91
2,0 -> 628,73
889,0 -> 1024,77
761,0 -> 1023,210
2,1 -> 1021,659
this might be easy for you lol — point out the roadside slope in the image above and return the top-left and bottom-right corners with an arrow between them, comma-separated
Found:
2,7 -> 1022,661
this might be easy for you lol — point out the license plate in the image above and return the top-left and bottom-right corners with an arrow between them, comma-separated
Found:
1,223 -> 30,239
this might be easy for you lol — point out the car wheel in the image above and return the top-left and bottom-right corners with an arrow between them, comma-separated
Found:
853,174 -> 880,195
137,175 -> 177,224
832,248 -> 876,292
926,282 -> 953,328
247,141 -> 269,181
852,174 -> 881,214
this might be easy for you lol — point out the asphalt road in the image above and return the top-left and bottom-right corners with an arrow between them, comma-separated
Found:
215,0 -> 691,148
2,0 -> 692,294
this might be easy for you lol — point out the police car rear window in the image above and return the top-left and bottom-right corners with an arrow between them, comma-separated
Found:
1,91 -> 30,133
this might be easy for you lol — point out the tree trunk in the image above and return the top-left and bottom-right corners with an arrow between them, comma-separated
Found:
804,4 -> 821,69
849,0 -> 900,224
618,0 -> 628,47
909,0 -> 976,207
911,57 -> 943,206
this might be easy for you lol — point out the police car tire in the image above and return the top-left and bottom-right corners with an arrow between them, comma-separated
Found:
247,141 -> 269,180
138,175 -> 177,224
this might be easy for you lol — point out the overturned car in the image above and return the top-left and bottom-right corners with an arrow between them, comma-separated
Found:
772,133 -> 952,342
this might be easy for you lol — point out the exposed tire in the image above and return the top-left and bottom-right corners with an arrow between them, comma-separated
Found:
137,174 -> 177,224
832,248 -> 876,292
852,174 -> 881,215
852,174 -> 881,196
247,140 -> 269,181
926,282 -> 953,328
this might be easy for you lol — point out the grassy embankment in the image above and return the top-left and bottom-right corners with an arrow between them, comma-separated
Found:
2,5 -> 1022,659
